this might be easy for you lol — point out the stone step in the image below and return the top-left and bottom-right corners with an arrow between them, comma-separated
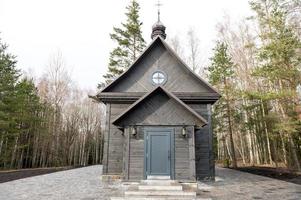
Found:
138,185 -> 183,191
147,176 -> 170,180
125,190 -> 196,197
140,180 -> 178,185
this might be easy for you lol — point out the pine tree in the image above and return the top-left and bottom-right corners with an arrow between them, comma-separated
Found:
208,42 -> 238,168
250,0 -> 301,170
14,78 -> 41,168
102,0 -> 146,85
0,40 -> 20,128
0,38 -> 42,168
0,39 -> 20,168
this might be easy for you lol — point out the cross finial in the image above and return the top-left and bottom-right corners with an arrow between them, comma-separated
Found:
155,0 -> 162,22
151,0 -> 166,40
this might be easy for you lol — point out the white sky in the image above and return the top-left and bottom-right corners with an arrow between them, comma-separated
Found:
0,0 -> 252,90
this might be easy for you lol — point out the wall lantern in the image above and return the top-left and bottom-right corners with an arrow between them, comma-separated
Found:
182,127 -> 187,137
131,126 -> 137,136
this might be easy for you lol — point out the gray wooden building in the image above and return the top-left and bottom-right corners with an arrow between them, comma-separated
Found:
96,19 -> 220,181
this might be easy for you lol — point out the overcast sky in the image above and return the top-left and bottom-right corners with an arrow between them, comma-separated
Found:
0,0 -> 252,90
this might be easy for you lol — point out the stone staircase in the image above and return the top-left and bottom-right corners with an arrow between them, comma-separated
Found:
111,176 -> 208,200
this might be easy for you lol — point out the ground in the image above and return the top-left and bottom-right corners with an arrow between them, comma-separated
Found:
199,167 -> 301,200
0,165 -> 123,200
236,166 -> 301,185
0,167 -> 73,183
0,165 -> 300,200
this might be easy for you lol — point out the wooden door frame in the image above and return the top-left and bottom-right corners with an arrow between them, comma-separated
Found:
143,127 -> 175,179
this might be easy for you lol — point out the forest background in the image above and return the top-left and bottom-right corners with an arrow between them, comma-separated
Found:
0,0 -> 301,171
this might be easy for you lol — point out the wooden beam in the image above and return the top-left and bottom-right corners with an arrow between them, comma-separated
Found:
188,126 -> 196,181
122,127 -> 130,180
97,92 -> 220,104
207,104 -> 215,180
102,103 -> 111,174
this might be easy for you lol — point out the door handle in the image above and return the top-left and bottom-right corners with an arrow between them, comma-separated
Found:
168,150 -> 170,160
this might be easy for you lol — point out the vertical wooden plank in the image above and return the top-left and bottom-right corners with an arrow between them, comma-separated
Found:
127,127 -> 131,180
188,126 -> 196,181
143,127 -> 147,179
170,128 -> 175,180
102,103 -> 111,174
122,127 -> 130,180
207,104 -> 215,179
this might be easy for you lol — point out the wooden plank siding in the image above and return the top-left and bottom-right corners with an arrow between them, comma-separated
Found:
207,104 -> 215,179
174,127 -> 190,180
106,41 -> 214,93
128,127 -> 144,180
188,103 -> 215,180
103,102 -> 214,181
188,126 -> 196,181
122,127 -> 130,180
102,103 -> 130,175
114,91 -> 205,127
102,104 -> 111,174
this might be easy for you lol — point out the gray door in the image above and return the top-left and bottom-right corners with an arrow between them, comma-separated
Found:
145,128 -> 174,177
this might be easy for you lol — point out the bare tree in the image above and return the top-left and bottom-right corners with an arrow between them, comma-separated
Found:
45,51 -> 71,109
168,34 -> 185,59
186,28 -> 201,72
47,52 -> 71,165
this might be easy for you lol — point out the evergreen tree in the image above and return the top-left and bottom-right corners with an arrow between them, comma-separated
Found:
0,40 -> 20,130
0,39 -> 20,168
13,78 -> 41,168
250,0 -> 301,170
102,0 -> 146,85
0,38 -> 104,169
208,42 -> 238,168
0,38 -> 42,168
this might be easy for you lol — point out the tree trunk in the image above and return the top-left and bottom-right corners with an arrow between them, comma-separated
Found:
226,100 -> 237,168
288,136 -> 301,171
260,100 -> 273,165
224,77 -> 237,168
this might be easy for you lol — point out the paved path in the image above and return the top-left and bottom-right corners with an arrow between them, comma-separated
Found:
0,165 -> 300,200
0,165 -> 122,200
198,167 -> 301,200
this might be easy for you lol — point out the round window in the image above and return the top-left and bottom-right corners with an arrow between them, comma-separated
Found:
152,71 -> 167,85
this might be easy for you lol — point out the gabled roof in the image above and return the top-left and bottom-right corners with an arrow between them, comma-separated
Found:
100,36 -> 220,96
112,86 -> 208,127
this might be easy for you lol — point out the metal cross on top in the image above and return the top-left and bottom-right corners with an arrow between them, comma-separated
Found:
155,0 -> 162,21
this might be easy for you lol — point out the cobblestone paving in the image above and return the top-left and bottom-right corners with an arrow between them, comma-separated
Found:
0,165 -> 123,200
198,167 -> 301,200
0,165 -> 300,200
